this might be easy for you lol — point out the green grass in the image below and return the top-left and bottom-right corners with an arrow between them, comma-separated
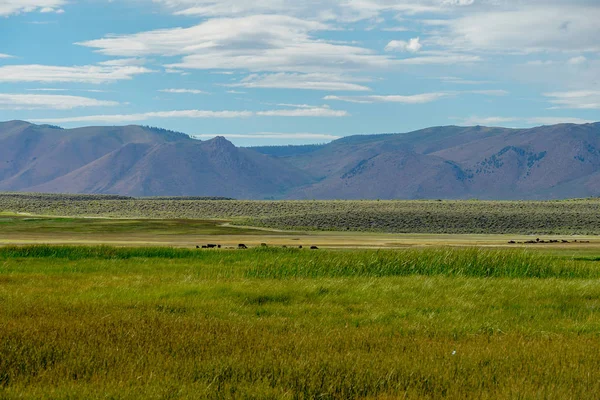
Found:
0,245 -> 595,279
0,216 -> 262,236
3,193 -> 600,234
2,246 -> 600,398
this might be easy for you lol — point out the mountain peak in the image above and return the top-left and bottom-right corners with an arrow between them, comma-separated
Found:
205,136 -> 236,149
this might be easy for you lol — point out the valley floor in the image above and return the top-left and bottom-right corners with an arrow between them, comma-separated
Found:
0,214 -> 599,252
2,205 -> 600,398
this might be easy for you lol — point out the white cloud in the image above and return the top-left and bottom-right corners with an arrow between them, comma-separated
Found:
544,91 -> 600,110
192,132 -> 341,140
527,117 -> 596,125
459,115 -> 596,126
439,5 -> 600,54
0,53 -> 14,59
0,0 -> 66,16
77,15 -> 397,75
325,89 -> 506,104
275,103 -> 323,109
568,56 -> 588,65
31,106 -> 349,124
32,110 -> 254,124
459,116 -> 518,126
437,76 -> 493,85
385,37 -> 422,52
25,88 -> 111,93
227,73 -> 372,91
77,15 -> 327,58
325,93 -> 450,104
151,0 -> 475,20
159,88 -> 206,94
26,88 -> 67,92
98,58 -> 149,66
391,52 -> 481,65
257,107 -> 348,117
0,94 -> 119,110
0,64 -> 153,84
381,27 -> 410,32
525,60 -> 555,66
467,90 -> 509,96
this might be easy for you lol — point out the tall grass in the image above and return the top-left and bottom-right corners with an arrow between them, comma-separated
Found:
0,245 -> 200,260
2,246 -> 600,398
0,245 -> 595,279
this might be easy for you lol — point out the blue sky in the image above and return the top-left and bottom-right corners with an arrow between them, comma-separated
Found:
0,0 -> 599,146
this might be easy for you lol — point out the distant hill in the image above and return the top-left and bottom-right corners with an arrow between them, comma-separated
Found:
1,120 -> 600,199
248,144 -> 325,158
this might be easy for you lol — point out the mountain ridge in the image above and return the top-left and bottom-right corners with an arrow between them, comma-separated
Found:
1,120 -> 599,200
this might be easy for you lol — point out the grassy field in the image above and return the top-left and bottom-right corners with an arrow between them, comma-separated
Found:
1,213 -> 598,251
2,194 -> 600,397
2,246 -> 600,398
3,192 -> 600,234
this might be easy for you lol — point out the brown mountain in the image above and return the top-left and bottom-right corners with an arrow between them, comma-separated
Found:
0,121 -> 313,199
280,123 -> 600,200
1,120 -> 600,199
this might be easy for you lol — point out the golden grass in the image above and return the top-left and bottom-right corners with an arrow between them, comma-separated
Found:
2,247 -> 600,398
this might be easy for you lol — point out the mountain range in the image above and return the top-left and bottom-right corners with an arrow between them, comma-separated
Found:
1,120 -> 600,200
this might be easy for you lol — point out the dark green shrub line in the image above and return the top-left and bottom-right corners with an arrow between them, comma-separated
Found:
3,195 -> 600,234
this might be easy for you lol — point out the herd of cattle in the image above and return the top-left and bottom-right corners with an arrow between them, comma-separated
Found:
196,243 -> 319,250
508,238 -> 591,244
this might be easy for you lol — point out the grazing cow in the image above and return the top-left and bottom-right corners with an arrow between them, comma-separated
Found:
238,244 -> 248,249
508,241 -> 516,244
207,244 -> 217,249
562,240 -> 569,243
298,245 -> 303,249
202,245 -> 208,249
196,245 -> 200,249
261,243 -> 268,247
217,245 -> 221,249
310,246 -> 319,250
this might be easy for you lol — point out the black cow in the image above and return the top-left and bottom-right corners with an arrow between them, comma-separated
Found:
238,244 -> 248,249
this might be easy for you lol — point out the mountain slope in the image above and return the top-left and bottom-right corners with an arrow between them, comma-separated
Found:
284,123 -> 600,200
0,122 -> 192,190
1,120 -> 600,199
25,135 -> 315,198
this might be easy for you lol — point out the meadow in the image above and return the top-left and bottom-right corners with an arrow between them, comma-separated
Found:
2,195 -> 600,398
2,246 -> 600,398
2,193 -> 600,234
